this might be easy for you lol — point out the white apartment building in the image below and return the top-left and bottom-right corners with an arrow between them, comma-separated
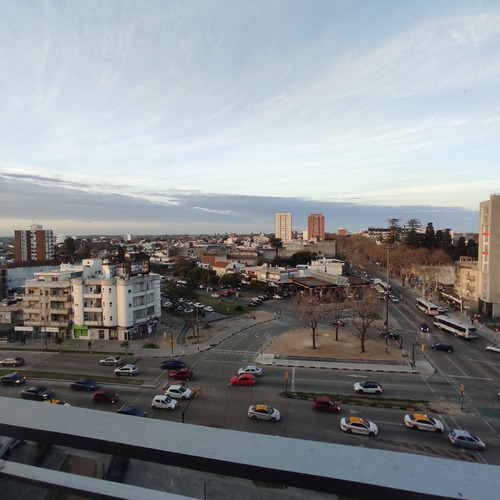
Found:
19,259 -> 161,341
275,211 -> 292,242
478,194 -> 500,318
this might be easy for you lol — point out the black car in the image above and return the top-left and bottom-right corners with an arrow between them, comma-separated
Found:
161,359 -> 185,370
71,378 -> 99,391
420,323 -> 430,332
380,331 -> 401,340
1,372 -> 26,386
432,342 -> 453,353
21,386 -> 53,401
117,405 -> 147,417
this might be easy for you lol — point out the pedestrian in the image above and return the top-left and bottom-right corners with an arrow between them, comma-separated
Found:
88,340 -> 91,350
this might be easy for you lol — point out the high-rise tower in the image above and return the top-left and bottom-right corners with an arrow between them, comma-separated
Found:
307,213 -> 325,240
275,212 -> 292,242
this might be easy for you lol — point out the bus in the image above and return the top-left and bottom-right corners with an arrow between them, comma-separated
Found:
433,315 -> 477,340
416,298 -> 439,316
373,285 -> 386,300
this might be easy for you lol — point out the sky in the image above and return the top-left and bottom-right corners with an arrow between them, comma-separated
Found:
1,0 -> 499,237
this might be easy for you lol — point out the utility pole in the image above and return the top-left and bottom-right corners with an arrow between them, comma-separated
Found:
385,246 -> 392,352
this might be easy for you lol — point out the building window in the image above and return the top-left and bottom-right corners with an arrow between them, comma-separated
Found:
110,316 -> 113,322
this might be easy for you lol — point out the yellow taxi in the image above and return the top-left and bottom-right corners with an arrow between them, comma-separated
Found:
404,413 -> 444,432
340,416 -> 378,436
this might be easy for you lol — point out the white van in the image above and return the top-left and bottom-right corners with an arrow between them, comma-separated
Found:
151,395 -> 177,410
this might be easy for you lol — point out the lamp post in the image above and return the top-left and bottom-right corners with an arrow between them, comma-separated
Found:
384,247 -> 392,352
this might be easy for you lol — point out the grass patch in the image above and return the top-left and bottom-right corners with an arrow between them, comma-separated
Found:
0,369 -> 145,386
279,390 -> 432,411
142,343 -> 159,349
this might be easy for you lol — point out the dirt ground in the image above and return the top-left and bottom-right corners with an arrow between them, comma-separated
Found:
263,327 -> 405,361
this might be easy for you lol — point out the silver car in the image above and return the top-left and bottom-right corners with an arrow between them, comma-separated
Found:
448,429 -> 485,451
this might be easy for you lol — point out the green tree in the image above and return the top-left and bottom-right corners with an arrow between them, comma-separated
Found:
268,235 -> 283,257
219,273 -> 241,290
453,236 -> 467,261
386,218 -> 402,244
59,237 -> 76,259
466,238 -> 478,259
441,229 -> 454,256
422,222 -> 435,249
404,218 -> 422,248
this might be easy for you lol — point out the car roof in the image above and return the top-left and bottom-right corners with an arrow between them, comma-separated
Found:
315,396 -> 331,402
411,413 -> 431,420
451,428 -> 472,437
254,405 -> 268,410
347,417 -> 365,424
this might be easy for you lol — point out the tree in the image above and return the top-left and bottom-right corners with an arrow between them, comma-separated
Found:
293,290 -> 334,349
328,287 -> 351,341
453,237 -> 467,261
351,288 -> 381,353
441,229 -> 454,256
58,237 -> 76,260
466,238 -> 478,259
404,218 -> 422,248
268,236 -> 283,257
219,273 -> 241,291
386,218 -> 402,245
422,223 -> 435,249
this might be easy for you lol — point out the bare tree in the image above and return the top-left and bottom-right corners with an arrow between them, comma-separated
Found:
351,287 -> 381,353
293,290 -> 334,349
328,287 -> 352,341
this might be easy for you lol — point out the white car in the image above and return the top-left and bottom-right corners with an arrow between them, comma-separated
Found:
165,385 -> 192,399
194,302 -> 204,309
238,365 -> 263,377
404,414 -> 444,432
340,417 -> 378,436
204,306 -> 214,313
211,292 -> 220,298
151,395 -> 177,410
353,381 -> 383,394
486,344 -> 500,353
247,404 -> 281,421
114,364 -> 139,376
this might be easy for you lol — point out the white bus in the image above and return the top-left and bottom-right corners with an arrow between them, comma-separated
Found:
433,315 -> 478,339
416,298 -> 439,316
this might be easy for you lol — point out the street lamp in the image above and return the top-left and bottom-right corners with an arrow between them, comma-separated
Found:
384,247 -> 392,352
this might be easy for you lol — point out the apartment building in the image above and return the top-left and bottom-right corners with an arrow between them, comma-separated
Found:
307,213 -> 325,240
478,194 -> 500,318
18,259 -> 161,341
14,224 -> 55,263
275,212 -> 292,242
452,256 -> 478,314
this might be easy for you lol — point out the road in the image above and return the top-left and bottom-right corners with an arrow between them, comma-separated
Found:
1,285 -> 500,475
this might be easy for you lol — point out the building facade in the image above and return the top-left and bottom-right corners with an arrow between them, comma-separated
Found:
307,213 -> 325,240
275,212 -> 292,242
478,194 -> 500,318
18,259 -> 161,341
14,224 -> 55,263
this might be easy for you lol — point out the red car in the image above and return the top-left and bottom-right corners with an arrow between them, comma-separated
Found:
220,291 -> 230,297
169,368 -> 194,381
230,374 -> 255,386
314,396 -> 341,413
93,390 -> 118,404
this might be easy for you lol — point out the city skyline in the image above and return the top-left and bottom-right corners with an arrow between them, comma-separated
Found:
1,1 -> 498,235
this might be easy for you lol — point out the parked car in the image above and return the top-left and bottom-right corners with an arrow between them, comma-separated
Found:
237,365 -> 262,377
379,331 -> 401,340
220,291 -> 230,297
448,429 -> 485,451
486,344 -> 500,353
330,320 -> 345,327
230,374 -> 255,386
165,385 -> 192,399
99,356 -> 123,366
313,396 -> 341,413
0,356 -> 25,367
169,368 -> 194,381
340,417 -> 378,436
151,395 -> 177,410
93,390 -> 118,404
247,404 -> 281,421
420,323 -> 430,332
71,378 -> 99,391
117,405 -> 147,417
1,372 -> 26,386
432,342 -> 453,353
211,292 -> 220,298
404,414 -> 444,432
21,386 -> 53,401
114,364 -> 139,376
204,306 -> 214,313
353,381 -> 383,394
161,359 -> 185,370
194,302 -> 204,309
